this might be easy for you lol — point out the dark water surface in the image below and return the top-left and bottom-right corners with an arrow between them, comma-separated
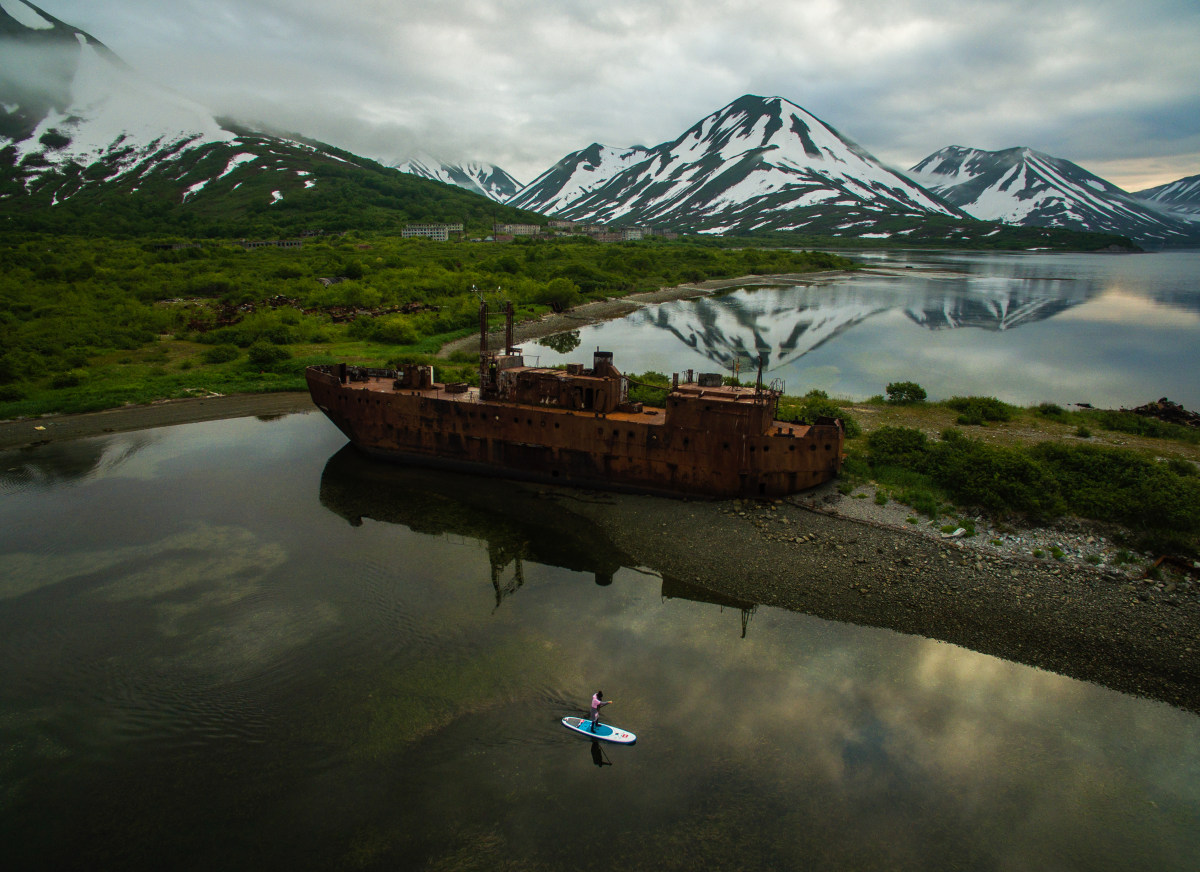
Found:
531,250 -> 1200,409
2,413 -> 1199,870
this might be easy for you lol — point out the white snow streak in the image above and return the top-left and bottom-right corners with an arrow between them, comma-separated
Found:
0,0 -> 53,29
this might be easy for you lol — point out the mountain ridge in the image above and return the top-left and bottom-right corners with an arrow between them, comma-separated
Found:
394,156 -> 523,202
508,95 -> 968,236
1134,173 -> 1200,221
0,2 -> 1155,249
0,0 -> 541,235
908,145 -> 1200,246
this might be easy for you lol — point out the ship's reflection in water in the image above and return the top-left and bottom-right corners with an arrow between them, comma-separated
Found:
319,445 -> 759,630
320,446 -> 624,601
4,418 -> 1199,871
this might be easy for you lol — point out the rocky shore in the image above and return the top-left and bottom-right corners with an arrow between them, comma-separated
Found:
550,483 -> 1200,715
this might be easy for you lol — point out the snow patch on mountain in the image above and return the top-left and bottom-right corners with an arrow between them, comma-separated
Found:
1134,173 -> 1200,221
395,155 -> 523,202
508,96 -> 961,234
1,0 -> 53,29
909,146 -> 1200,245
6,24 -> 234,192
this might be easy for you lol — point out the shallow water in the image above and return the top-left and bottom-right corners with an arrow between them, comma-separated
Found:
2,413 -> 1199,870
531,250 -> 1200,409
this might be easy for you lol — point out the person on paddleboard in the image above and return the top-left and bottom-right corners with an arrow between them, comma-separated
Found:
590,690 -> 611,731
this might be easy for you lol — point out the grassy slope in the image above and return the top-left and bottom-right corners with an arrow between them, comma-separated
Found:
0,234 -> 853,418
834,398 -> 1200,554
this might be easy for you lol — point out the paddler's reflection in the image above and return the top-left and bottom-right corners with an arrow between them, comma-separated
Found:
590,740 -> 613,768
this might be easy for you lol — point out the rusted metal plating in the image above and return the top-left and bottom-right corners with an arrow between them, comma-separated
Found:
307,302 -> 843,498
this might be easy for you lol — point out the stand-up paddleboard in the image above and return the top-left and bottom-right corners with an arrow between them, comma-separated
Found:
561,716 -> 636,744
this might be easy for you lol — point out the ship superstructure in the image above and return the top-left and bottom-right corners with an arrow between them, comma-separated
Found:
306,303 -> 843,498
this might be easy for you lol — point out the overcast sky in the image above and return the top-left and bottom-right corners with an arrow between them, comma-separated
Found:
28,0 -> 1200,190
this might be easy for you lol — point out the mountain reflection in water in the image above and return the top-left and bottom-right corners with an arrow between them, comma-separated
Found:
532,251 -> 1200,408
625,273 -> 1093,374
0,434 -> 156,495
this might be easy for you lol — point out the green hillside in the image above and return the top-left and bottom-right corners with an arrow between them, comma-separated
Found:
0,130 -> 545,238
0,232 -> 853,418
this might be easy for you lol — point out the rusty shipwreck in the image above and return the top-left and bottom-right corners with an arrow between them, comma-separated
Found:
305,303 -> 844,499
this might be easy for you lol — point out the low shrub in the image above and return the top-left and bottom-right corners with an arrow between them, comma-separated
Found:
931,430 -> 1066,518
50,369 -> 87,389
885,381 -> 926,404
779,390 -> 861,438
1085,409 -> 1200,444
943,395 -> 1014,425
201,344 -> 240,364
866,426 -> 931,471
247,341 -> 292,370
627,371 -> 670,407
1168,458 -> 1198,477
1033,442 -> 1200,536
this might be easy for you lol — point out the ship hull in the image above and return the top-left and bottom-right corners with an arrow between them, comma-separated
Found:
307,365 -> 842,500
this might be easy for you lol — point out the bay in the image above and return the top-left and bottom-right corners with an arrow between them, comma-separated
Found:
1,412 -> 1198,870
530,250 -> 1200,409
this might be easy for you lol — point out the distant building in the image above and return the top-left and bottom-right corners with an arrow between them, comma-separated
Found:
493,223 -> 542,236
241,239 -> 303,249
402,223 -> 464,241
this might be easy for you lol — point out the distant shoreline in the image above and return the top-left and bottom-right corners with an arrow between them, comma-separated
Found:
0,391 -> 316,451
437,269 -> 863,357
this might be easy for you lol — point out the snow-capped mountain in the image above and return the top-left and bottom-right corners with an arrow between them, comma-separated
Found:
1,0 -> 237,192
0,0 -> 536,233
1133,174 -> 1200,221
395,156 -> 523,202
908,146 -> 1200,246
506,143 -> 654,215
508,95 -> 966,235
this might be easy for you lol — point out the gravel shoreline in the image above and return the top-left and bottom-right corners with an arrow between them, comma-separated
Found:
549,485 -> 1200,715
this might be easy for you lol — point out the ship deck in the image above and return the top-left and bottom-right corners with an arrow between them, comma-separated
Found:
335,372 -> 816,438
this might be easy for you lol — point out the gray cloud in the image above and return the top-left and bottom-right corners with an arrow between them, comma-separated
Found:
30,0 -> 1200,188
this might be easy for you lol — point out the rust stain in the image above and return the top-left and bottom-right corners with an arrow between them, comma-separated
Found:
307,303 -> 844,499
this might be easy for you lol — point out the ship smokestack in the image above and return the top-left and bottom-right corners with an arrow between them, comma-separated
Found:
479,301 -> 488,356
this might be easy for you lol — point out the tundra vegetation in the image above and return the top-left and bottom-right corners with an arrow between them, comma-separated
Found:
0,233 -> 851,416
841,390 -> 1200,556
3,235 -> 1196,553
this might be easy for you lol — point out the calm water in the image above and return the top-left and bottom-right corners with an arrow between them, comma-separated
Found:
531,250 -> 1200,409
2,412 -> 1198,870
